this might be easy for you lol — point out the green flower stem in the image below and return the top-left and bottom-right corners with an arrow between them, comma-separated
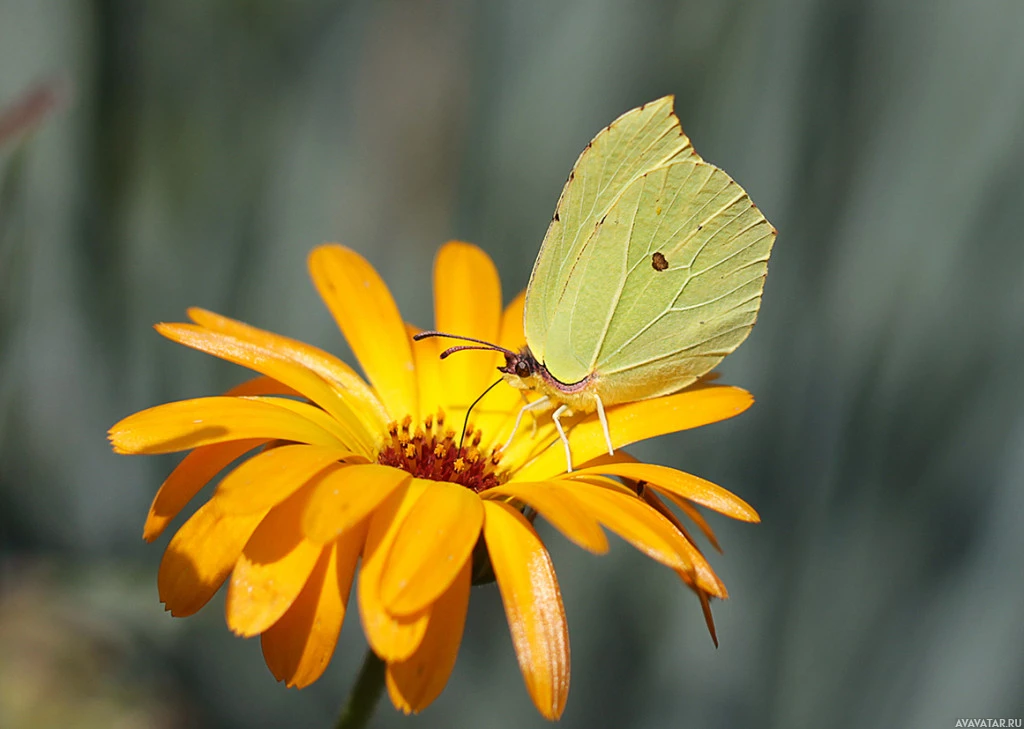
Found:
335,648 -> 386,729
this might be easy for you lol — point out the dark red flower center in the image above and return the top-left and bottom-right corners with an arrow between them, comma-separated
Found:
376,410 -> 506,493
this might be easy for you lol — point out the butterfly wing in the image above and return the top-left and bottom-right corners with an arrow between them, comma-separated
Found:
539,157 -> 775,403
524,96 -> 698,376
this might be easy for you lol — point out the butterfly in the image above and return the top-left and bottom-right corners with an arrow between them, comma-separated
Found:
417,96 -> 776,471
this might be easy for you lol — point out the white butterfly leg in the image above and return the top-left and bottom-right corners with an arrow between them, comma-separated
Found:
551,403 -> 573,472
594,394 -> 614,456
502,395 -> 550,453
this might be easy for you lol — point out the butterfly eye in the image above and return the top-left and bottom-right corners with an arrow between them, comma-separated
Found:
515,360 -> 531,378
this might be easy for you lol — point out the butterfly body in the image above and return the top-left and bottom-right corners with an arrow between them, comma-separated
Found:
498,346 -> 601,413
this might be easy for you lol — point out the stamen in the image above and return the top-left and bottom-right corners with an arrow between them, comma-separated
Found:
376,409 -> 507,492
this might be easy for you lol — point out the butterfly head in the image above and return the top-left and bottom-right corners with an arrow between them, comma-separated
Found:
411,330 -> 598,409
496,347 -> 542,390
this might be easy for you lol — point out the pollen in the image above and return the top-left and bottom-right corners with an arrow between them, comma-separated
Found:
377,409 -> 507,492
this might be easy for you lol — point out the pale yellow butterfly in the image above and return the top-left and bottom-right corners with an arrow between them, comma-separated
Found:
417,96 -> 776,470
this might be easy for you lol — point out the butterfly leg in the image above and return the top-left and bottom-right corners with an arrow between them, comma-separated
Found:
502,395 -> 550,453
526,393 -> 541,439
551,403 -> 574,472
516,390 -> 542,438
594,394 -> 614,456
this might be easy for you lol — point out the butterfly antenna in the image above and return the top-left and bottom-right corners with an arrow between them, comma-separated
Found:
414,330 -> 516,358
459,377 -> 504,454
439,344 -> 502,359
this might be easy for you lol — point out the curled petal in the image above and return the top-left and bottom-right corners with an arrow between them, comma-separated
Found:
566,462 -> 759,522
568,477 -> 726,598
156,324 -> 374,453
188,307 -> 389,431
483,501 -> 569,720
553,480 -> 689,571
647,488 -> 722,553
699,590 -> 719,647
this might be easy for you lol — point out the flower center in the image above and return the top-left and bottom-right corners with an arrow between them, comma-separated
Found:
376,410 -> 507,492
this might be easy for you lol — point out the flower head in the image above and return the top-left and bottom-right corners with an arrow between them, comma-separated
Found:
109,242 -> 759,718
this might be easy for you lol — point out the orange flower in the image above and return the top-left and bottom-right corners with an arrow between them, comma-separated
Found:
109,242 -> 759,719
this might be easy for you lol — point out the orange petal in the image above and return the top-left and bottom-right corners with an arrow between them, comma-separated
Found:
639,489 -> 724,588
694,589 -> 719,647
110,396 -> 348,455
144,439 -> 265,542
261,521 -> 366,688
303,464 -> 410,544
482,501 -> 569,720
567,462 -> 759,522
483,482 -> 608,554
563,473 -> 634,494
407,323 -> 444,423
431,242 -> 502,409
226,486 -> 324,637
380,480 -> 482,616
187,307 -> 389,431
575,448 -> 640,470
640,487 -> 701,549
224,375 -> 301,398
247,396 -> 364,447
158,500 -> 267,617
386,558 -> 471,713
554,480 -> 689,571
470,290 -> 529,448
498,290 -> 526,351
569,477 -> 726,598
358,481 -> 431,661
511,385 -> 754,481
215,444 -> 359,515
652,489 -> 722,553
156,324 -> 374,453
308,245 -> 418,421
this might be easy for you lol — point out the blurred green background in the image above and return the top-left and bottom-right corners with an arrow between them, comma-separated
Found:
2,1 -> 1024,728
